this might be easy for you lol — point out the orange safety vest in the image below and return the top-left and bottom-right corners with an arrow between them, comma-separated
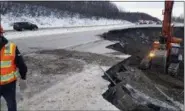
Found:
0,42 -> 18,85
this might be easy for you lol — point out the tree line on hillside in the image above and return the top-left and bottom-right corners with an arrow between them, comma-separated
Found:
0,1 -> 160,22
172,15 -> 184,23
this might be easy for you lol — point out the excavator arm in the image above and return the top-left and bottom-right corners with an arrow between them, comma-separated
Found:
162,0 -> 182,49
140,0 -> 183,76
162,0 -> 174,38
162,0 -> 174,50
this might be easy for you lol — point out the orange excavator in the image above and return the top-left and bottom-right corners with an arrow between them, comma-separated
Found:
139,0 -> 183,76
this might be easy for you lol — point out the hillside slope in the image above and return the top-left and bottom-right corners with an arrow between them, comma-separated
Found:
0,1 -> 159,29
1,1 -> 160,21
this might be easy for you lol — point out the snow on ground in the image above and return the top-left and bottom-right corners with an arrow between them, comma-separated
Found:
17,65 -> 119,110
2,14 -> 132,30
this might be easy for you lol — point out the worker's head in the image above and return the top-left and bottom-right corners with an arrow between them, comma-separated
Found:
0,25 -> 4,37
0,25 -> 4,43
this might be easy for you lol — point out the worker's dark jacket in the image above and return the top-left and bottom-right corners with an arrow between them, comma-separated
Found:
0,36 -> 27,80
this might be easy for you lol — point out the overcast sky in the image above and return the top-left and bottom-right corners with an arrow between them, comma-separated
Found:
111,1 -> 184,20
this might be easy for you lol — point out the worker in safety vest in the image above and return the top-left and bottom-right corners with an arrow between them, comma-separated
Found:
0,25 -> 27,111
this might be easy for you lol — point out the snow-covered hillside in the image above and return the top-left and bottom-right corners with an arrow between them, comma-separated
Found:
1,2 -> 131,30
1,14 -> 131,30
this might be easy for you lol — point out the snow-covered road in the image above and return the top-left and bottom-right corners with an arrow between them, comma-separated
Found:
6,23 -> 184,54
4,24 -> 134,39
2,25 -> 134,110
8,24 -> 135,55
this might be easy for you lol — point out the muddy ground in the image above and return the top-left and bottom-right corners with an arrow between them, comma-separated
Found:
101,27 -> 184,111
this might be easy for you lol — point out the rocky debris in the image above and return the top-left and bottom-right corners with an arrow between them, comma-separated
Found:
104,84 -> 183,111
102,62 -> 183,111
101,26 -> 184,111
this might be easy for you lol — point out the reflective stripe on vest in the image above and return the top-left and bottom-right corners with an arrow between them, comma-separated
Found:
1,61 -> 11,68
1,71 -> 18,82
5,43 -> 11,54
0,42 -> 17,85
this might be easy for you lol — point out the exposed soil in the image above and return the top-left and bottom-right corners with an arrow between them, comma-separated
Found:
100,27 -> 184,111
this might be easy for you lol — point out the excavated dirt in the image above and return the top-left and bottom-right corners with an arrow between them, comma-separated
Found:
100,27 -> 184,111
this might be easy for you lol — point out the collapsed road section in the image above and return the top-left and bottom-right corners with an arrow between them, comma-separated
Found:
101,26 -> 184,111
1,48 -> 123,110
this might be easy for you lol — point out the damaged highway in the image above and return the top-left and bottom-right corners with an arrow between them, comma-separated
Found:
101,25 -> 184,111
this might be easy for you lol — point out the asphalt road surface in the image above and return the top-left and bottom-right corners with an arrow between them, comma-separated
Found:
2,28 -> 129,110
